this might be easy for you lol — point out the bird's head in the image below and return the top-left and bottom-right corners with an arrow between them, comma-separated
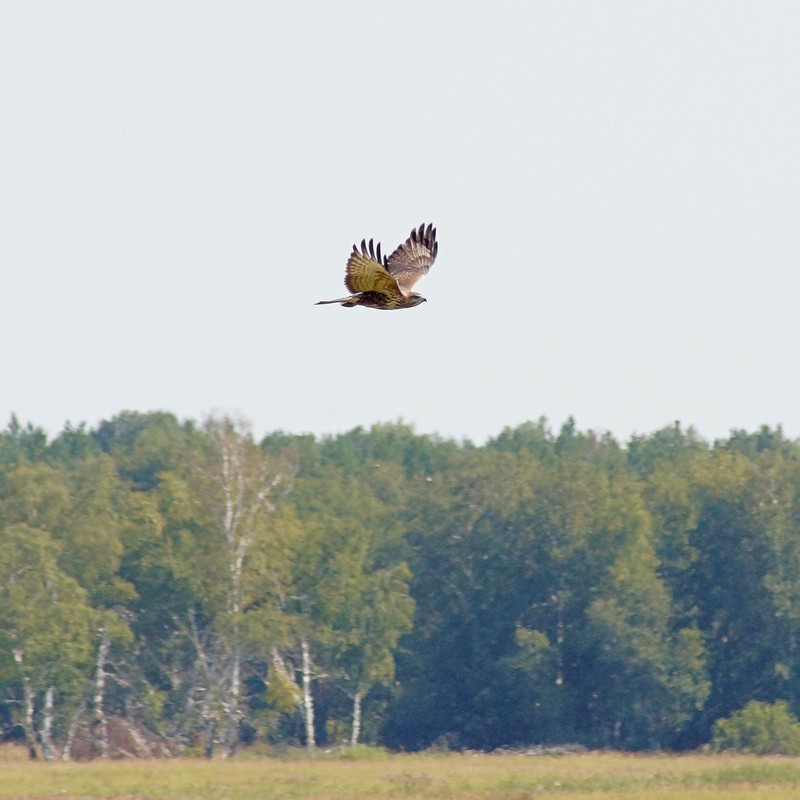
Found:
408,293 -> 427,307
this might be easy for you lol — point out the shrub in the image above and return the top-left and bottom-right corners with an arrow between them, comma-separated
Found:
333,744 -> 389,761
712,700 -> 800,755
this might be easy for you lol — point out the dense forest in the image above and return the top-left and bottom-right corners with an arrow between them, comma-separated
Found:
2,411 -> 800,759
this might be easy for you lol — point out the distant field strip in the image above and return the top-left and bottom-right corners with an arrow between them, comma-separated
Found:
3,748 -> 800,799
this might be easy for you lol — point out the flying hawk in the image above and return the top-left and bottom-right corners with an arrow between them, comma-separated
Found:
316,223 -> 438,310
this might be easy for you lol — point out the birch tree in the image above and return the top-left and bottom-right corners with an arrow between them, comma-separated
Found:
192,415 -> 294,756
335,564 -> 414,745
0,524 -> 92,759
82,611 -> 135,759
277,466 -> 376,749
272,462 -> 414,748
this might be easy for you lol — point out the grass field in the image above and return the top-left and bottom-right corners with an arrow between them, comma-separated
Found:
3,744 -> 800,799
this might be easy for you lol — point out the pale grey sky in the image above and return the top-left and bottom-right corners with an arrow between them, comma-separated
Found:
2,1 -> 799,444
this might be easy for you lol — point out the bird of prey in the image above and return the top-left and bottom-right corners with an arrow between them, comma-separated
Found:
316,223 -> 438,310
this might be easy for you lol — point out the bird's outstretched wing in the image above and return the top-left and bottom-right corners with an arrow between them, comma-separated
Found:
385,223 -> 438,293
345,239 -> 402,298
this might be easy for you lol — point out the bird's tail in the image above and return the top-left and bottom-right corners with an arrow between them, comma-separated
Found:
315,297 -> 355,306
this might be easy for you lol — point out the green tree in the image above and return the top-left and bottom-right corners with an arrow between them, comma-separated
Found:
387,447 -> 546,749
330,563 -> 414,745
275,458 -> 414,748
685,452 -> 780,743
712,700 -> 800,754
0,415 -> 48,465
179,415 -> 295,756
0,524 -> 92,758
93,410 -> 200,491
754,452 -> 800,715
280,466 -> 380,749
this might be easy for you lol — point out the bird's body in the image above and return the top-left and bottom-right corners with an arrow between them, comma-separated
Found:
316,223 -> 438,310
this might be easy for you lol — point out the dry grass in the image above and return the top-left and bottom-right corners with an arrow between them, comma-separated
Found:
2,744 -> 800,799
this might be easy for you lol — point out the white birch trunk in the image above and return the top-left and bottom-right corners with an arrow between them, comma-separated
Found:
221,639 -> 241,758
350,688 -> 363,747
221,489 -> 243,759
218,423 -> 260,757
120,717 -> 153,757
555,593 -> 565,686
301,638 -> 316,750
61,698 -> 86,761
91,628 -> 111,759
13,648 -> 37,759
187,610 -> 218,759
270,646 -> 302,705
40,686 -> 56,760
271,647 -> 292,683
203,718 -> 216,760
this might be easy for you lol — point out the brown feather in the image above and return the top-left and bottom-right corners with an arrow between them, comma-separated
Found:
385,223 -> 438,293
344,239 -> 402,297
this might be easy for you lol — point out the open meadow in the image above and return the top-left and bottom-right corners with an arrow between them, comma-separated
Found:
3,746 -> 800,800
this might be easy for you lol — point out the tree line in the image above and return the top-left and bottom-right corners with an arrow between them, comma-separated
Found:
2,411 -> 800,757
